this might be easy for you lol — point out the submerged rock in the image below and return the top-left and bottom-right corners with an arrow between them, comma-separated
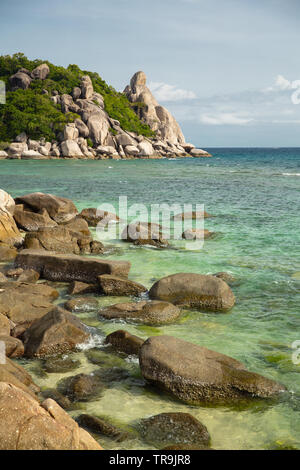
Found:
0,383 -> 102,450
98,274 -> 147,296
173,211 -> 213,220
23,306 -> 89,357
78,414 -> 129,442
15,249 -> 131,282
182,229 -> 215,240
100,301 -> 181,325
149,273 -> 235,312
85,348 -> 125,368
139,335 -> 286,404
43,356 -> 81,373
58,373 -> 104,402
140,412 -> 210,448
105,329 -> 144,355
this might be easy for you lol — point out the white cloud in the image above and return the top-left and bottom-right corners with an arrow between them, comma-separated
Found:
199,113 -> 253,126
264,74 -> 300,92
149,81 -> 196,102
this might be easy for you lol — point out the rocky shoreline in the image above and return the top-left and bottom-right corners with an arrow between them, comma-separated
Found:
0,188 -> 287,450
0,65 -> 211,161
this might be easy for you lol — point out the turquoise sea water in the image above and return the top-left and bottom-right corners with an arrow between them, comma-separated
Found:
0,148 -> 299,449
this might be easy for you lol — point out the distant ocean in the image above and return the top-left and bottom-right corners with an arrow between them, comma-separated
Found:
1,147 -> 300,450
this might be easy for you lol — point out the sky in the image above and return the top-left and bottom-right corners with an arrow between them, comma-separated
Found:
1,0 -> 300,146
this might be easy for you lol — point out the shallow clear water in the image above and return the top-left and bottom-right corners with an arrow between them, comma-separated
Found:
1,148 -> 299,450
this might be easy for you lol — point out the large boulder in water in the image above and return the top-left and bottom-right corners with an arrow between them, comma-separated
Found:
14,192 -> 78,224
0,383 -> 102,450
98,274 -> 147,296
23,306 -> 89,357
105,329 -> 144,355
149,273 -> 235,312
15,249 -> 131,282
100,300 -> 181,325
122,221 -> 168,248
139,335 -> 286,404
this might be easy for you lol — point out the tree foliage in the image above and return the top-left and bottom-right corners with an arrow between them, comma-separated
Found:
0,53 -> 155,143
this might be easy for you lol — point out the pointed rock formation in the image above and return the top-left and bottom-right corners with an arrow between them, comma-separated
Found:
124,71 -> 185,145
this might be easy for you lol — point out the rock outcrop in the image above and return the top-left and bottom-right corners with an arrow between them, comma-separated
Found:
139,335 -> 286,404
5,65 -> 211,159
0,189 -> 22,246
15,192 -> 78,223
124,71 -> 185,145
0,383 -> 102,450
0,281 -> 59,330
15,249 -> 131,282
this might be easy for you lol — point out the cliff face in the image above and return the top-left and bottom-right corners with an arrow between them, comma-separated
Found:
124,71 -> 185,145
0,55 -> 211,159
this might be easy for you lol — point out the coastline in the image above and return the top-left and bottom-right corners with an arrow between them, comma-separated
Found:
0,149 -> 299,450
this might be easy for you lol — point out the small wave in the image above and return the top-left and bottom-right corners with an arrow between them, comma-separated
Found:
77,331 -> 105,351
282,173 -> 300,176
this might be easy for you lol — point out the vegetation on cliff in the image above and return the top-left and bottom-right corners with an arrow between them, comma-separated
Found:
0,53 -> 154,143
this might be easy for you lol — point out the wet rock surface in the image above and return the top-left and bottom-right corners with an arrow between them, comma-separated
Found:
15,249 -> 131,282
149,272 -> 235,312
78,414 -> 130,442
98,274 -> 147,296
139,335 -> 286,404
43,356 -> 81,373
140,412 -> 211,448
58,373 -> 104,402
23,306 -> 89,357
105,329 -> 144,355
100,300 -> 181,325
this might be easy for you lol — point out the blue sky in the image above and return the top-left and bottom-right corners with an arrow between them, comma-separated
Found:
1,0 -> 300,146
